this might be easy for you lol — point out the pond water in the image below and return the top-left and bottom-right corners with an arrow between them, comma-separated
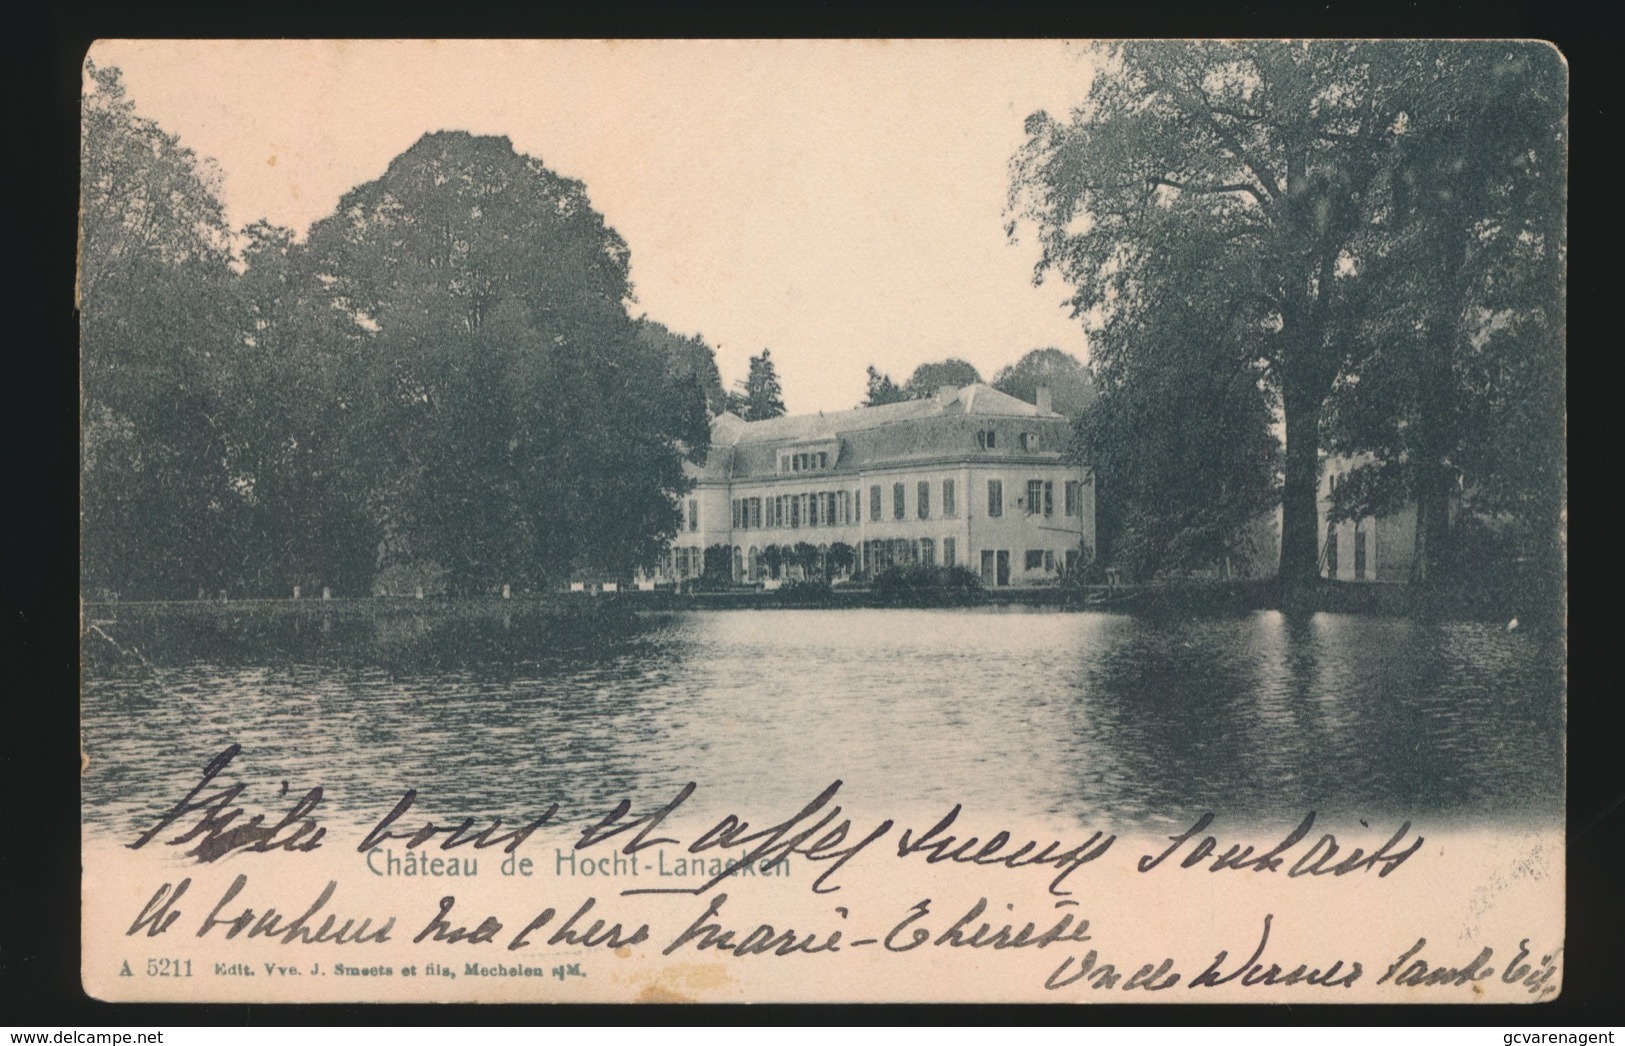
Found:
81,607 -> 1564,840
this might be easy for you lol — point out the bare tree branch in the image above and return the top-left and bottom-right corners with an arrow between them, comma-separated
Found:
1146,176 -> 1265,206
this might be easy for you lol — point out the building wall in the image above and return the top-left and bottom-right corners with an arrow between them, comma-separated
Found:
661,451 -> 1092,585
1316,455 -> 1417,583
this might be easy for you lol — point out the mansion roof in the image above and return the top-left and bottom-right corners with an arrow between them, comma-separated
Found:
689,383 -> 1075,483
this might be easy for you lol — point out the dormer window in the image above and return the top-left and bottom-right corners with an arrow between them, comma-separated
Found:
778,446 -> 834,474
1020,432 -> 1040,452
976,429 -> 998,450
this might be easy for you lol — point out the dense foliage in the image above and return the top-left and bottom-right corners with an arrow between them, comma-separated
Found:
1010,41 -> 1564,587
862,364 -> 908,407
871,564 -> 983,606
862,358 -> 984,407
991,348 -> 1096,417
724,349 -> 787,420
81,66 -> 715,598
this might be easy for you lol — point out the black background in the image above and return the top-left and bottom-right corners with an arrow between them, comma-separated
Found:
15,1 -> 1614,1028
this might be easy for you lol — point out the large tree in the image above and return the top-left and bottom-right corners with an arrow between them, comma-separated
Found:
903,358 -> 983,398
728,348 -> 786,420
227,220 -> 382,594
1319,44 -> 1565,592
301,131 -> 709,591
80,62 -> 245,597
1011,42 -> 1494,586
861,358 -> 984,407
992,347 -> 1096,418
636,318 -> 727,416
1073,220 -> 1282,578
862,365 -> 908,407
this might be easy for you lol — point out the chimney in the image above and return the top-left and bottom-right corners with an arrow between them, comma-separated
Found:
1036,385 -> 1053,413
936,384 -> 958,405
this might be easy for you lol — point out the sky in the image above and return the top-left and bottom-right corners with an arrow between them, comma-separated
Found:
88,40 -> 1098,414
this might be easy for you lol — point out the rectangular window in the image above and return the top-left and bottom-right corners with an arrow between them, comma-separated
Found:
893,482 -> 906,520
943,537 -> 956,568
818,451 -> 828,470
1355,527 -> 1367,581
870,485 -> 882,521
1065,480 -> 1081,517
854,488 -> 861,523
917,481 -> 930,519
943,478 -> 956,517
987,479 -> 1003,518
920,537 -> 936,568
977,429 -> 998,449
1045,550 -> 1055,571
751,498 -> 762,529
808,492 -> 819,527
1026,549 -> 1045,571
688,499 -> 698,532
1026,480 -> 1054,515
791,495 -> 801,528
732,499 -> 741,528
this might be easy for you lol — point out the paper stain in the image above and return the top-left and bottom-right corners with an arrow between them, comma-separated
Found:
634,963 -> 730,1004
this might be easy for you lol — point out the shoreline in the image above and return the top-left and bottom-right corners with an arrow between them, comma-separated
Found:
81,576 -> 1555,624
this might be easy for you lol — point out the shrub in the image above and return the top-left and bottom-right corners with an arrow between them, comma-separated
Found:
872,564 -> 983,605
776,578 -> 834,604
687,572 -> 734,593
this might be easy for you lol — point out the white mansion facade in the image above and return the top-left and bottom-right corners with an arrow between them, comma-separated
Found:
1317,452 -> 1419,583
656,383 -> 1095,587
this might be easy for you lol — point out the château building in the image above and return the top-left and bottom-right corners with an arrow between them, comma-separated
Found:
656,383 -> 1095,587
1317,452 -> 1418,583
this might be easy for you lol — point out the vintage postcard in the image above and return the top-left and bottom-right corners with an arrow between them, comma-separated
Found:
80,39 -> 1566,1003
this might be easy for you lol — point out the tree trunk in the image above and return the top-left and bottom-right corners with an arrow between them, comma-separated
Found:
1409,210 -> 1469,589
1409,335 -> 1457,589
1279,377 -> 1324,587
